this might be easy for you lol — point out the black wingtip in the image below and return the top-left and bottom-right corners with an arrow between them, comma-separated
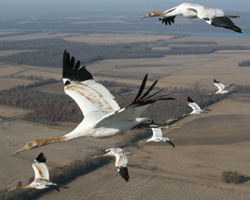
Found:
211,16 -> 242,33
131,74 -> 148,104
187,96 -> 194,103
36,152 -> 46,163
119,167 -> 130,182
162,16 -> 176,26
63,50 -> 93,84
130,74 -> 175,108
214,79 -> 220,83
168,141 -> 175,148
49,185 -> 60,192
231,26 -> 242,33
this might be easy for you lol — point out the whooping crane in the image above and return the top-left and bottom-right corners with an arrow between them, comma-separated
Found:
10,153 -> 67,191
140,3 -> 242,33
182,96 -> 211,116
13,51 -> 175,155
94,148 -> 130,182
147,122 -> 175,148
213,79 -> 235,94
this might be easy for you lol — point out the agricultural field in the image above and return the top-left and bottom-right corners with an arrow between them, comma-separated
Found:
38,94 -> 250,200
0,33 -> 250,199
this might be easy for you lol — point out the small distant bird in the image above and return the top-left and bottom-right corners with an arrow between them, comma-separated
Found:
93,148 -> 130,182
213,79 -> 235,94
13,50 -> 175,155
10,153 -> 66,191
147,122 -> 175,148
140,3 -> 242,33
182,96 -> 211,116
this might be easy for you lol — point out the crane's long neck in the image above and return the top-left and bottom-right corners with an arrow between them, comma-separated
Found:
37,135 -> 67,147
10,185 -> 33,191
153,12 -> 165,17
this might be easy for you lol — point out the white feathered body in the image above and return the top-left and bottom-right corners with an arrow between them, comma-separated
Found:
163,3 -> 224,21
63,79 -> 149,140
188,102 -> 204,114
147,126 -> 170,142
29,153 -> 58,190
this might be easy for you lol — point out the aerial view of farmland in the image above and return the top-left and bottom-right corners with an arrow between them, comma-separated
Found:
0,1 -> 250,199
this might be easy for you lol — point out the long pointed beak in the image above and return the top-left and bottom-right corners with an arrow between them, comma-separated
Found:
13,147 -> 25,155
140,16 -> 147,20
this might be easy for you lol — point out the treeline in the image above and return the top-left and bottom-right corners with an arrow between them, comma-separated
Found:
2,74 -> 49,81
0,79 -> 233,126
0,38 -> 165,67
0,38 -> 250,68
238,60 -> 250,67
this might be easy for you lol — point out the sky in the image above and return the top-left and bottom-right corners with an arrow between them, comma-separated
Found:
1,0 -> 249,16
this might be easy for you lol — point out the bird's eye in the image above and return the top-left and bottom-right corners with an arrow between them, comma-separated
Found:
28,143 -> 33,147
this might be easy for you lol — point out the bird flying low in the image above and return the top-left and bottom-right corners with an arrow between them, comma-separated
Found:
147,122 -> 175,148
213,79 -> 235,94
93,148 -> 130,182
13,50 -> 175,155
182,96 -> 211,116
140,3 -> 242,33
10,153 -> 67,191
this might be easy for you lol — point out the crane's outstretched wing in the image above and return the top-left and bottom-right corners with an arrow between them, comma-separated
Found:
213,79 -> 225,91
195,7 -> 242,33
115,153 -> 130,182
150,124 -> 163,138
224,83 -> 235,90
32,152 -> 49,180
95,74 -> 175,128
118,167 -> 130,182
187,96 -> 202,111
63,50 -> 120,119
106,148 -> 124,154
209,17 -> 241,33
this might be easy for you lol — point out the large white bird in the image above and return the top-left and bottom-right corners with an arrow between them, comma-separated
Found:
94,148 -> 130,182
140,3 -> 242,33
10,153 -> 64,191
213,79 -> 235,94
182,96 -> 210,116
13,50 -> 174,155
147,122 -> 175,147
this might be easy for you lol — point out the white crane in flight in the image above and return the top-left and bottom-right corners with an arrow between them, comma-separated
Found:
213,79 -> 235,94
13,51 -> 175,155
10,153 -> 67,191
141,3 -> 242,33
147,122 -> 175,148
94,148 -> 130,182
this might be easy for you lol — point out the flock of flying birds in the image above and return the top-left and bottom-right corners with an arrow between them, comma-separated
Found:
10,2 -> 240,192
